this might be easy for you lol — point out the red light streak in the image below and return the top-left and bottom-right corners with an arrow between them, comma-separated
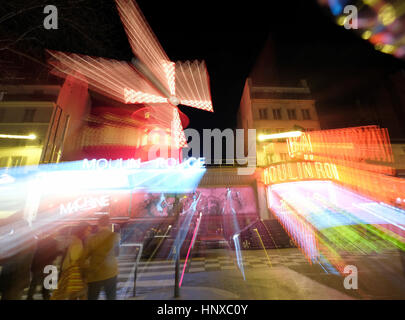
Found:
115,0 -> 171,96
48,50 -> 163,104
280,125 -> 403,205
175,60 -> 213,112
180,99 -> 213,112
47,0 -> 214,152
172,107 -> 187,148
179,214 -> 201,287
334,164 -> 405,206
287,126 -> 394,174
163,61 -> 176,96
124,88 -> 167,104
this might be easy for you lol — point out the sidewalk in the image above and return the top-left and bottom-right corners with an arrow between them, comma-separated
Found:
129,286 -> 239,300
128,265 -> 355,300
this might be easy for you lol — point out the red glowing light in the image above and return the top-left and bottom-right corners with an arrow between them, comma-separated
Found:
172,107 -> 187,148
163,61 -> 176,96
263,125 -> 403,207
115,0 -> 171,96
47,0 -> 214,153
124,88 -> 167,104
179,214 -> 201,287
287,126 -> 393,165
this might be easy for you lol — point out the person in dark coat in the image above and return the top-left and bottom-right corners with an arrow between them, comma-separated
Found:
26,235 -> 61,300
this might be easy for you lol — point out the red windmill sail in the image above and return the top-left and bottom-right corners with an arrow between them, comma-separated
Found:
47,0 -> 213,149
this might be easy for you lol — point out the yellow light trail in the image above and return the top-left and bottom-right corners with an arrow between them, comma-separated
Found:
0,133 -> 36,140
258,131 -> 302,141
254,228 -> 272,267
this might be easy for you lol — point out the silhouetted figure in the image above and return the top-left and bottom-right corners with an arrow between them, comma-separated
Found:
27,235 -> 61,300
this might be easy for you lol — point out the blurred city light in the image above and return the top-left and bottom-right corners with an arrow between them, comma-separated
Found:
0,133 -> 36,140
258,130 -> 302,141
319,0 -> 405,59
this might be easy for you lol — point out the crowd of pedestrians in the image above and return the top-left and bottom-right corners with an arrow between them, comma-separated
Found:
0,215 -> 120,300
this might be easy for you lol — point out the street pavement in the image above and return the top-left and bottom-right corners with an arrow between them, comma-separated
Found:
21,248 -> 405,300
120,247 -> 405,300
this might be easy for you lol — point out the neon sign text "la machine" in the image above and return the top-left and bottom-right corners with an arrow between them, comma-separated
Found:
60,195 -> 110,215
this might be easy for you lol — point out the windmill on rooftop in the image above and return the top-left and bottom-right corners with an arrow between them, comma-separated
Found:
47,0 -> 213,149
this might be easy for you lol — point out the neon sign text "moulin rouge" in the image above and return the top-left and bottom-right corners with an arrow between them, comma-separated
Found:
82,157 -> 205,170
262,161 -> 340,185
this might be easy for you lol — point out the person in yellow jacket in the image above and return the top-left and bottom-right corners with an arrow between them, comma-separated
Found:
51,222 -> 91,300
83,215 -> 120,300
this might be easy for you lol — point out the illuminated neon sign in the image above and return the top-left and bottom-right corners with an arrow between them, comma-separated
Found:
286,133 -> 313,160
59,195 -> 110,215
83,158 -> 141,170
82,157 -> 205,170
287,126 -> 393,164
262,161 -> 339,185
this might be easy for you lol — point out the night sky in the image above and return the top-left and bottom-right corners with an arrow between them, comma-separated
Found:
1,0 -> 405,132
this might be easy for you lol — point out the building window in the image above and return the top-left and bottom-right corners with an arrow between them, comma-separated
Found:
272,108 -> 282,120
258,108 -> 268,120
302,109 -> 311,120
10,156 -> 26,167
23,108 -> 36,122
287,109 -> 297,120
